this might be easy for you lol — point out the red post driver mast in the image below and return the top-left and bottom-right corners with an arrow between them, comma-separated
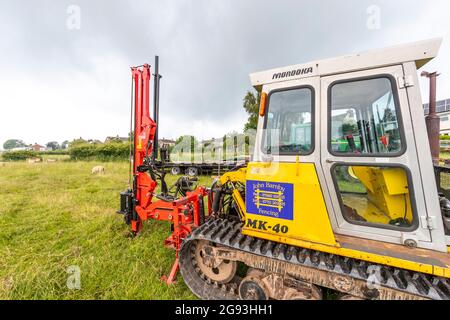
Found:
119,60 -> 210,284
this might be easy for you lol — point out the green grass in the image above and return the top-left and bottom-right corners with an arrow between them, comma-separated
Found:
39,154 -> 70,161
0,161 -> 213,300
336,180 -> 366,194
440,152 -> 450,160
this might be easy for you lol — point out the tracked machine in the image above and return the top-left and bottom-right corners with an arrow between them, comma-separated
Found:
119,39 -> 450,300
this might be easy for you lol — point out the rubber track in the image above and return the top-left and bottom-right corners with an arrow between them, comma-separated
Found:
179,218 -> 450,300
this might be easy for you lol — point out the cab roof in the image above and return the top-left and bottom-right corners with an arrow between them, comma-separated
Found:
250,38 -> 442,91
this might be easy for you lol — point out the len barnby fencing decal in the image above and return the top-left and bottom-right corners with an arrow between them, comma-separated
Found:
246,180 -> 294,220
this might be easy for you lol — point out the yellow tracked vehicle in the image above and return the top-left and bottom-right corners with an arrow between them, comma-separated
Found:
178,38 -> 450,300
120,39 -> 449,300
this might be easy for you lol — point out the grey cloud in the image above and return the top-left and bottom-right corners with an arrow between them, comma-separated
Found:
0,0 -> 448,146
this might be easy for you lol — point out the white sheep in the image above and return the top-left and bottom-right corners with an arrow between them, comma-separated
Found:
91,166 -> 105,174
27,157 -> 42,164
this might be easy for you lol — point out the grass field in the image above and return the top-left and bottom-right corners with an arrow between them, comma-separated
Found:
1,156 -> 447,300
0,161 -> 214,300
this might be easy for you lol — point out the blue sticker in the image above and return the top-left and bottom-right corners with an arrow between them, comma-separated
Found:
246,180 -> 294,220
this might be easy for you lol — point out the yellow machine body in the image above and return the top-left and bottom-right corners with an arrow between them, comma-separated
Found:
242,162 -> 336,246
220,162 -> 450,278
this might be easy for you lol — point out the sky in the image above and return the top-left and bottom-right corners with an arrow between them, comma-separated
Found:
0,0 -> 449,148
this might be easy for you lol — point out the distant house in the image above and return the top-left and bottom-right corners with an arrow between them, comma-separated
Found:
31,143 -> 46,152
424,99 -> 450,134
159,138 -> 176,147
105,135 -> 128,143
87,139 -> 102,144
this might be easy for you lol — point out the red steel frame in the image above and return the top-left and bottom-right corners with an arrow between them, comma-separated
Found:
130,64 -> 209,284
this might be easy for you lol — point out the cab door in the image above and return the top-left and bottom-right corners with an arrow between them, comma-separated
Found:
245,76 -> 338,246
320,65 -> 432,245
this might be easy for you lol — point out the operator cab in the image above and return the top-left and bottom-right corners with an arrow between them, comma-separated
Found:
250,38 -> 449,252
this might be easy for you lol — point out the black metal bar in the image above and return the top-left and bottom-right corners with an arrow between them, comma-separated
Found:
153,55 -> 160,160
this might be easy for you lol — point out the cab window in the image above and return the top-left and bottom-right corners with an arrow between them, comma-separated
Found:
332,164 -> 416,230
329,77 -> 404,156
263,87 -> 313,155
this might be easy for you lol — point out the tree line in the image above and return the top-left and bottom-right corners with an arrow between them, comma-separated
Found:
1,89 -> 260,161
2,139 -> 69,151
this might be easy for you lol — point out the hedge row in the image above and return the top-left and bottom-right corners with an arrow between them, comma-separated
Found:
2,150 -> 39,161
39,150 -> 69,155
69,142 -> 130,161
